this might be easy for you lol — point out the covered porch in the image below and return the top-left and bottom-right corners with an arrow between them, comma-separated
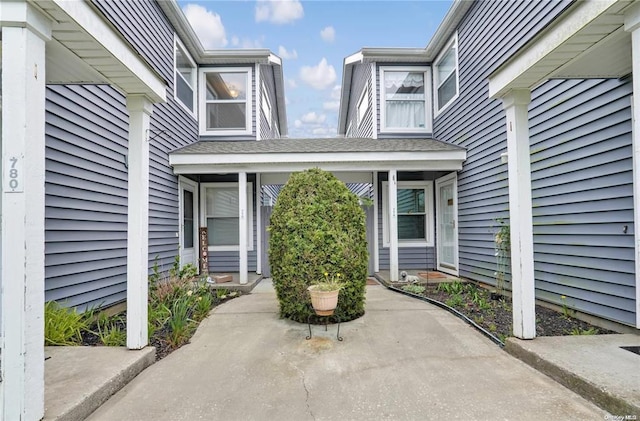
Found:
488,0 -> 640,337
169,137 -> 466,284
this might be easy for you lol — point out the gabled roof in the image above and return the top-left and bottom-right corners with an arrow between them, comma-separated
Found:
157,1 -> 287,136
169,138 -> 466,174
338,0 -> 474,134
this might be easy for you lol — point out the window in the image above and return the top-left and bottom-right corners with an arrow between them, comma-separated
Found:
382,181 -> 434,247
174,37 -> 196,114
434,34 -> 459,114
261,82 -> 272,128
357,85 -> 369,127
380,66 -> 431,132
199,67 -> 252,135
200,183 -> 253,251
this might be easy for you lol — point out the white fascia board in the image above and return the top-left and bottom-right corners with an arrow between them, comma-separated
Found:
424,0 -> 473,58
345,51 -> 364,65
171,158 -> 464,175
170,150 -> 466,166
488,0 -> 618,99
52,0 -> 166,102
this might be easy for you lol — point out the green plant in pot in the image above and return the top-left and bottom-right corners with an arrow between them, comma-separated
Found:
308,273 -> 345,316
269,168 -> 368,324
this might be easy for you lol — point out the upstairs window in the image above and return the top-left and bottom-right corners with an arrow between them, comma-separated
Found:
434,34 -> 459,114
199,67 -> 252,135
174,38 -> 196,114
380,66 -> 431,132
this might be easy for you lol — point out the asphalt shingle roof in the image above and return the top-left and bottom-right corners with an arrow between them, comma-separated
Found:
171,137 -> 464,155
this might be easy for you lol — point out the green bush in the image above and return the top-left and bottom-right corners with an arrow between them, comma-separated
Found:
269,168 -> 369,323
44,301 -> 87,346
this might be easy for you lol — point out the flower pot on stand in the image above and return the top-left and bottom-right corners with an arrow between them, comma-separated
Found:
308,285 -> 339,316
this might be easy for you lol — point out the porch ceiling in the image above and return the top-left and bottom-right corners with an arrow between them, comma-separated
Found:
169,138 -> 466,174
33,0 -> 166,102
489,0 -> 634,98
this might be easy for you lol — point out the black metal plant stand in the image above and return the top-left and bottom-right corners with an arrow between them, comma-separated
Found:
306,308 -> 343,341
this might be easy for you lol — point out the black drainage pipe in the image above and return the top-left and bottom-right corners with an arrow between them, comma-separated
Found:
384,284 -> 506,348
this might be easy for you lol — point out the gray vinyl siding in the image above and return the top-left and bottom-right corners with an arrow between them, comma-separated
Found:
199,65 -> 258,142
45,85 -> 129,310
92,0 -> 173,83
434,0 -> 636,325
259,64 -> 281,140
345,63 -> 374,138
376,172 -> 437,270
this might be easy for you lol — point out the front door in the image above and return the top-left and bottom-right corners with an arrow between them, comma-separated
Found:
436,173 -> 458,275
179,177 -> 198,269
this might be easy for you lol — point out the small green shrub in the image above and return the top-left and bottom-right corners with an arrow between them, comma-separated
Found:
445,294 -> 464,308
402,284 -> 426,295
570,327 -> 599,335
167,295 -> 195,347
192,293 -> 213,322
94,314 -> 126,346
269,168 -> 368,323
44,301 -> 88,346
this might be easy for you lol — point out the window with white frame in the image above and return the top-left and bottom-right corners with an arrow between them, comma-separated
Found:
434,34 -> 459,113
261,82 -> 272,128
382,181 -> 434,247
357,85 -> 369,127
199,68 -> 252,135
201,183 -> 253,251
380,66 -> 430,132
174,37 -> 196,113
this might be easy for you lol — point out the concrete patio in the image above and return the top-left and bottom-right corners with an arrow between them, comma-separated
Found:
41,279 -> 640,420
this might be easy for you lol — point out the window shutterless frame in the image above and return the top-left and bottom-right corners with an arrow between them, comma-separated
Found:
433,33 -> 459,116
379,66 -> 432,133
382,180 -> 434,247
199,67 -> 253,136
174,36 -> 197,116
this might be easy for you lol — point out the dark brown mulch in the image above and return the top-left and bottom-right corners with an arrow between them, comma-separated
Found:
396,283 -> 615,342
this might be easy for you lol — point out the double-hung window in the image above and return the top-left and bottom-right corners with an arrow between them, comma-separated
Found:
201,183 -> 253,251
380,66 -> 431,132
174,37 -> 196,114
199,67 -> 252,135
383,181 -> 434,247
434,34 -> 459,114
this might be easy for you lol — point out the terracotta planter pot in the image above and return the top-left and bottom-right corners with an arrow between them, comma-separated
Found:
308,286 -> 339,316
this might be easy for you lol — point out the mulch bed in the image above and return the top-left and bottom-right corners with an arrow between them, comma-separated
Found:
395,282 -> 615,341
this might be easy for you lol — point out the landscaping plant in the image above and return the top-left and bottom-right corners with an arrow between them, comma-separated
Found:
44,301 -> 88,345
269,168 -> 369,323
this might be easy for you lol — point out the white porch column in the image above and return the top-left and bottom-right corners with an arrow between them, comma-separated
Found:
501,89 -> 535,339
126,95 -> 153,349
256,173 -> 262,275
625,5 -> 640,328
239,172 -> 248,284
373,171 -> 379,273
388,170 -> 398,282
0,3 -> 51,420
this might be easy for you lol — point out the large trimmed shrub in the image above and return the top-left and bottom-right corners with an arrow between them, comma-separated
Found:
269,168 -> 369,323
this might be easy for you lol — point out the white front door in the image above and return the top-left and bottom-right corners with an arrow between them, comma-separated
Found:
179,177 -> 198,269
436,173 -> 458,275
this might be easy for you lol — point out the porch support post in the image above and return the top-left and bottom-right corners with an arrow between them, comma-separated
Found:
388,170 -> 398,282
256,173 -> 261,275
373,171 -> 379,273
239,171 -> 248,284
625,5 -> 640,328
0,3 -> 51,420
501,89 -> 535,339
126,95 -> 153,349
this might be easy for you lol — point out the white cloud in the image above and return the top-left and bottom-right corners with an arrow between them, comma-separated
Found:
330,84 -> 342,100
320,26 -> 335,43
294,119 -> 303,128
255,0 -> 304,24
182,4 -> 227,49
301,112 -> 326,124
323,101 -> 340,111
286,78 -> 298,89
299,58 -> 337,90
313,127 -> 330,135
278,45 -> 298,60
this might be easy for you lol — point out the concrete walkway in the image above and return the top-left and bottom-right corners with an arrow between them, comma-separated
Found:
87,281 -> 608,420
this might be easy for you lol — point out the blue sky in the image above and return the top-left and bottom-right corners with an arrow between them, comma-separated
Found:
177,0 -> 453,137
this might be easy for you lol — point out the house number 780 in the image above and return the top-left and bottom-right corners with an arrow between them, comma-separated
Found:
5,156 -> 24,193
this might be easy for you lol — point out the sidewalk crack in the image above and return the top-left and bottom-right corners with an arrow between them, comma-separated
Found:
291,362 -> 315,421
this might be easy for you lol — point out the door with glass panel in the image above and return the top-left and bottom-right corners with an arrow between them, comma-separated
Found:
179,178 -> 198,269
436,173 -> 458,275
